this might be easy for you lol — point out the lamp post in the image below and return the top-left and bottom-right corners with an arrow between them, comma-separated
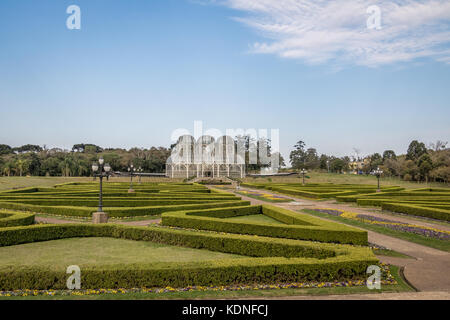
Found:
300,168 -> 307,185
128,164 -> 135,193
373,167 -> 383,192
91,157 -> 111,223
137,167 -> 143,184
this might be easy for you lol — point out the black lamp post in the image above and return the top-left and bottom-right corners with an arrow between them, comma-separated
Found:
300,168 -> 307,185
137,167 -> 143,184
128,164 -> 136,192
91,157 -> 111,223
373,167 -> 383,192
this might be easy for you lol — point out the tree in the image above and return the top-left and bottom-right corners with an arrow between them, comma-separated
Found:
401,159 -> 419,181
382,150 -> 397,162
319,154 -> 330,171
2,161 -> 14,176
382,158 -> 400,177
289,141 -> 307,169
370,153 -> 383,168
72,144 -> 103,153
329,158 -> 346,173
15,159 -> 29,176
406,140 -> 427,161
0,144 -> 12,155
418,154 -> 433,183
304,148 -> 320,169
14,144 -> 42,153
429,140 -> 448,151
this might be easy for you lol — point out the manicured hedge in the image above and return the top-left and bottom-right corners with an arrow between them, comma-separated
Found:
381,203 -> 450,221
0,223 -> 377,290
162,205 -> 368,245
241,183 -> 403,200
0,198 -> 240,207
0,200 -> 250,217
0,210 -> 35,227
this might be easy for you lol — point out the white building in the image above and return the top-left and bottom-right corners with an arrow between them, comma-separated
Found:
165,135 -> 246,179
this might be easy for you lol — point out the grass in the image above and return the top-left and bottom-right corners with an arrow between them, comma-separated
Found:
244,171 -> 450,189
0,237 -> 246,269
0,176 -> 183,192
301,209 -> 450,252
227,213 -> 286,224
372,248 -> 413,259
0,265 -> 414,300
34,213 -> 162,223
235,191 -> 292,203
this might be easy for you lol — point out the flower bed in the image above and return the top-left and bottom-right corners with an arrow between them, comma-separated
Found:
310,209 -> 450,240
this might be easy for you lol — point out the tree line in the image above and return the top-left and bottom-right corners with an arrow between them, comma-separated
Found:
1,139 -> 449,183
0,144 -> 171,177
289,140 -> 450,183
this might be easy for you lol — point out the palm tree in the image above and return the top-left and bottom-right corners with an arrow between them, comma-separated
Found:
15,159 -> 28,177
2,162 -> 14,176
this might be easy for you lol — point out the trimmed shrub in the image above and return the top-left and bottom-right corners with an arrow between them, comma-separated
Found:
381,203 -> 450,221
0,200 -> 250,217
162,205 -> 368,245
0,223 -> 376,290
0,210 -> 35,227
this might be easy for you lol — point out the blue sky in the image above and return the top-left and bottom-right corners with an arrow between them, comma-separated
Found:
0,0 -> 449,160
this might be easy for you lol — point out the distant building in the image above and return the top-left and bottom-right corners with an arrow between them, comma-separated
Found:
165,135 -> 246,179
349,157 -> 370,174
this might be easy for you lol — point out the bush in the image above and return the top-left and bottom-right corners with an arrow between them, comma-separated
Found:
381,203 -> 450,221
0,200 -> 251,217
0,210 -> 35,227
162,205 -> 368,245
0,223 -> 376,290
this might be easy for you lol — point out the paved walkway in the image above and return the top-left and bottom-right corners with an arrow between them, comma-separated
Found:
226,186 -> 450,293
249,291 -> 450,300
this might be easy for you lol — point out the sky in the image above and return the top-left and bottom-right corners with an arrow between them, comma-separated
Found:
0,0 -> 449,161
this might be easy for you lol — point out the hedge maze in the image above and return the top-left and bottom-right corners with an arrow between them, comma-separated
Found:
0,182 -> 249,218
0,182 -> 377,291
241,182 -> 450,221
241,182 -> 403,199
337,188 -> 450,221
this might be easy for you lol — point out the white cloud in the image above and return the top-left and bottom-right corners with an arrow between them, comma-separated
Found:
217,0 -> 450,67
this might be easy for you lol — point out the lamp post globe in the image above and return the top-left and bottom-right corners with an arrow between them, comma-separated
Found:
128,164 -> 135,193
91,157 -> 111,224
373,167 -> 383,191
300,169 -> 307,185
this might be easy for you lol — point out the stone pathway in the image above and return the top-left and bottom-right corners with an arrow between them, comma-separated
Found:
35,216 -> 79,224
224,186 -> 450,293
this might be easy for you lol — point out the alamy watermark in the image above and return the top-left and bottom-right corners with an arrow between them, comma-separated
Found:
66,5 -> 81,30
66,265 -> 81,290
366,265 -> 381,290
367,5 -> 382,30
169,121 -> 280,170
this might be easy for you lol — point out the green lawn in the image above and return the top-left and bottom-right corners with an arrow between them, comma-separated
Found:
372,248 -> 414,259
0,237 -> 246,269
0,266 -> 414,300
0,176 -> 183,192
0,177 -> 87,191
244,172 -> 450,189
227,214 -> 285,224
301,209 -> 450,252
235,191 -> 292,203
